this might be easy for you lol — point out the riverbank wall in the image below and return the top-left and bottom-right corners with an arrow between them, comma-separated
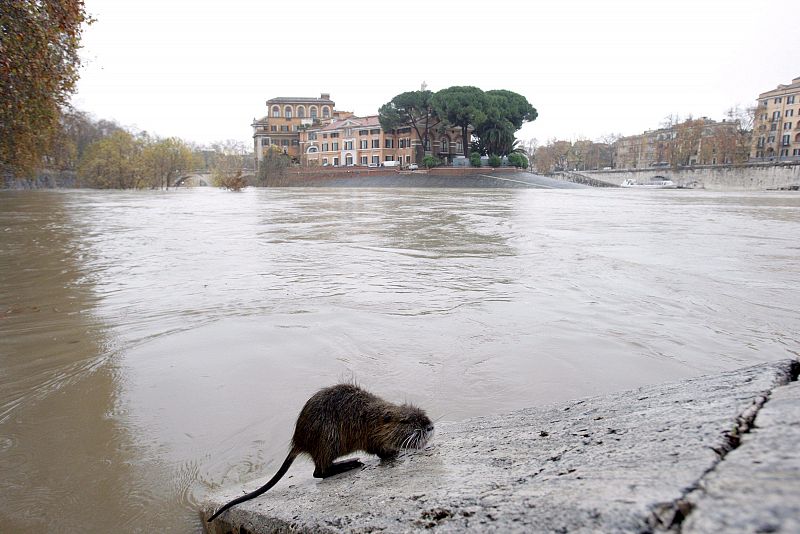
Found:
577,163 -> 800,191
201,358 -> 800,533
270,167 -> 587,189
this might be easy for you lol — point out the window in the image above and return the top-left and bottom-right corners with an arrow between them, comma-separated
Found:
372,155 -> 380,164
399,139 -> 405,148
330,133 -> 339,138
757,137 -> 765,147
323,158 -> 328,165
782,134 -> 790,146
788,95 -> 796,104
359,130 -> 369,136
281,140 -> 289,147
773,111 -> 781,120
260,138 -> 269,146
310,107 -> 318,119
775,97 -> 782,104
285,106 -> 292,119
786,109 -> 794,117
270,125 -> 277,132
360,140 -> 368,149
796,133 -> 800,142
280,125 -> 289,132
793,149 -> 800,156
307,146 -> 318,153
333,157 -> 339,166
322,106 -> 330,118
308,132 -> 317,140
440,138 -> 449,152
771,123 -> 778,131
785,122 -> 793,130
405,155 -> 411,163
360,156 -> 368,165
345,154 -> 353,166
272,106 -> 280,118
385,155 -> 394,161
780,148 -> 789,157
291,139 -> 299,146
332,142 -> 339,151
385,139 -> 393,148
768,135 -> 775,143
322,133 -> 328,138
370,129 -> 381,135
344,141 -> 353,150
372,139 -> 380,148
456,140 -> 463,153
297,106 -> 305,118
322,143 -> 329,151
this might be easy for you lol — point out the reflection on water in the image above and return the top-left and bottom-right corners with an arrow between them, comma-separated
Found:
1,188 -> 799,532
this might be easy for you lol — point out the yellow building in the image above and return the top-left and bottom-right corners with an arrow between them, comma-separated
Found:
751,76 -> 800,161
251,93 -> 336,164
253,92 -> 468,169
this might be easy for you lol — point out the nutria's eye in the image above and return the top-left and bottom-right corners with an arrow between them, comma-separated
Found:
383,415 -> 392,423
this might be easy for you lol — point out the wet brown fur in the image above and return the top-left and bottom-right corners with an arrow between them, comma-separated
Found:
208,383 -> 433,522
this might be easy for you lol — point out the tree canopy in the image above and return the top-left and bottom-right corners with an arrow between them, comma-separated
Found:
430,86 -> 489,163
1,0 -> 92,178
378,90 -> 435,163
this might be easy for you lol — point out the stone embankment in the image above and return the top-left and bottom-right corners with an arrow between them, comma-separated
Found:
578,163 -> 800,191
201,359 -> 799,533
274,167 -> 587,189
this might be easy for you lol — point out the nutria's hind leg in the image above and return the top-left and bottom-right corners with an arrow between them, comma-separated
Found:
313,459 -> 364,478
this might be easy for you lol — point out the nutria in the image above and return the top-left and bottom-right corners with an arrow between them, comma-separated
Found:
207,383 -> 434,522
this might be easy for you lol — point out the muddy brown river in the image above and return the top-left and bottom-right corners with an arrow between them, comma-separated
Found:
1,188 -> 798,532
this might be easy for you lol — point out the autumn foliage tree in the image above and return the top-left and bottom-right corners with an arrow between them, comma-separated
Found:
1,0 -> 92,180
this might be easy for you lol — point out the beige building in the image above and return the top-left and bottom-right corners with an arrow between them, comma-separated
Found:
613,118 -> 741,170
751,76 -> 800,161
299,115 -> 465,168
252,92 -> 468,169
251,93 -> 339,164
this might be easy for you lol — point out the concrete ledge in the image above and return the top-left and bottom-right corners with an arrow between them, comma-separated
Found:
201,360 -> 799,533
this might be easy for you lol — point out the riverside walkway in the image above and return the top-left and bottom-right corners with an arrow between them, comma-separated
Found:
201,359 -> 799,533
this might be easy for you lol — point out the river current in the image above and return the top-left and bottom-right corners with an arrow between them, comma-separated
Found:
1,188 -> 798,532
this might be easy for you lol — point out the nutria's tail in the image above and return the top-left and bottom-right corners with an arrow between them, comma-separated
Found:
207,449 -> 298,522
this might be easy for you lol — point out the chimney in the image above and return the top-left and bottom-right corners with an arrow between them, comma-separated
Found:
321,93 -> 330,100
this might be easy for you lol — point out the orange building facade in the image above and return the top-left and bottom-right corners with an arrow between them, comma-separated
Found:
252,93 -> 468,168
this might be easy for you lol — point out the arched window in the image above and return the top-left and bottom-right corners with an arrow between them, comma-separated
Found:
440,137 -> 449,153
322,106 -> 330,118
297,106 -> 305,118
272,106 -> 280,118
795,133 -> 800,142
284,106 -> 293,119
456,140 -> 463,153
310,106 -> 318,119
307,146 -> 318,153
345,154 -> 353,166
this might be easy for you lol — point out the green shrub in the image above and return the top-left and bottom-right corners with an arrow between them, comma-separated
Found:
422,155 -> 441,168
488,154 -> 502,167
508,153 -> 528,169
469,151 -> 482,167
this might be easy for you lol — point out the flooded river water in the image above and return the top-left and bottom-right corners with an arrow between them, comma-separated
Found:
1,188 -> 798,532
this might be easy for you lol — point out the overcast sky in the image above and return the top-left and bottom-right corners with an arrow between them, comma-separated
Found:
73,0 -> 798,148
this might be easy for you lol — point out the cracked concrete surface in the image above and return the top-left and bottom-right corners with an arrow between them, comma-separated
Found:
201,360 -> 799,533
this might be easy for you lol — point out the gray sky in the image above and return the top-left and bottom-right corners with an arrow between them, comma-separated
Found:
73,0 -> 798,148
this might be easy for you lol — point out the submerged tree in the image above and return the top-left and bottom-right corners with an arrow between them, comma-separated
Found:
1,0 -> 92,180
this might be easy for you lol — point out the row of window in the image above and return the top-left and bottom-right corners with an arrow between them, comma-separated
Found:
317,155 -> 413,166
271,105 -> 330,119
757,133 -> 800,147
260,138 -> 299,147
763,95 -> 797,106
